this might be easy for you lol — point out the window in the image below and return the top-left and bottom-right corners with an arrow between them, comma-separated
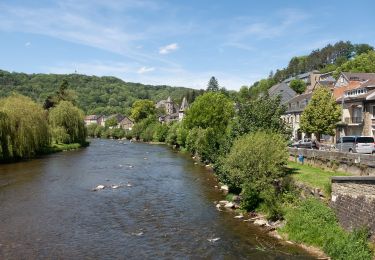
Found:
372,106 -> 375,118
342,137 -> 355,143
356,137 -> 374,143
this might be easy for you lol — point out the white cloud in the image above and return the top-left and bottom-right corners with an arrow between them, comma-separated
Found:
159,43 -> 179,55
137,66 -> 155,74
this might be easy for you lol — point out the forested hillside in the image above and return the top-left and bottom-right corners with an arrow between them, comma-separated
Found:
0,70 -> 203,115
242,41 -> 374,97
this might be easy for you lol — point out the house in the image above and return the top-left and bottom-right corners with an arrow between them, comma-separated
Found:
84,115 -> 100,125
268,82 -> 297,104
334,72 -> 375,137
118,116 -> 134,130
104,114 -> 125,128
157,96 -> 187,123
178,97 -> 189,121
282,92 -> 312,140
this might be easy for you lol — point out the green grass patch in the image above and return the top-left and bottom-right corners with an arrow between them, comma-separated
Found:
280,198 -> 372,259
41,142 -> 88,154
287,161 -> 349,195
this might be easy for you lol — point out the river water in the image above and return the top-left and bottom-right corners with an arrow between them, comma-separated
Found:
0,139 -> 314,259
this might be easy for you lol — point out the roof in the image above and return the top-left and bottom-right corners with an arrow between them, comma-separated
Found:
336,89 -> 375,103
342,72 -> 375,82
268,82 -> 297,104
85,115 -> 98,120
286,92 -> 312,104
119,116 -> 133,124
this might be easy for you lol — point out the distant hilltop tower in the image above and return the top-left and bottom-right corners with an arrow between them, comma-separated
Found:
179,97 -> 189,121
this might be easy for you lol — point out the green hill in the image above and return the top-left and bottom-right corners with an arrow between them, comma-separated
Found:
0,70 -> 203,115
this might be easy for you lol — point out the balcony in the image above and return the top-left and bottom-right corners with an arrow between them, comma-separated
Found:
344,117 -> 363,124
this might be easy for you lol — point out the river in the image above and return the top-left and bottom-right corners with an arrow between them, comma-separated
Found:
0,139 -> 314,259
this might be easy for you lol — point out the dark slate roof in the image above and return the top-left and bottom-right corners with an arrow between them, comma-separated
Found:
342,72 -> 375,82
268,82 -> 297,104
285,92 -> 313,113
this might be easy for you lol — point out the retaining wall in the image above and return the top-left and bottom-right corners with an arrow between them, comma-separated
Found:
331,176 -> 375,239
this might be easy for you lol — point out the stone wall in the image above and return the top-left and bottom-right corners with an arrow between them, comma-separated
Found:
331,176 -> 375,239
289,148 -> 375,175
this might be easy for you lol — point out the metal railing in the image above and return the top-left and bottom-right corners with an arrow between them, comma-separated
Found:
344,117 -> 363,124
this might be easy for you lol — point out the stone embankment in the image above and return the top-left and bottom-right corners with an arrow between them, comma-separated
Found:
331,176 -> 375,240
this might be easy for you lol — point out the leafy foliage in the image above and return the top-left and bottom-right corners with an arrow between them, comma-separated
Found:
300,87 -> 341,138
289,79 -> 307,94
49,101 -> 87,144
131,99 -> 156,122
219,131 -> 288,218
334,51 -> 375,77
0,94 -> 50,160
234,94 -> 288,137
282,198 -> 372,260
0,70 -> 202,115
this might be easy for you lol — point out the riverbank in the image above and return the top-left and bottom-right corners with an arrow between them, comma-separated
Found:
42,142 -> 89,154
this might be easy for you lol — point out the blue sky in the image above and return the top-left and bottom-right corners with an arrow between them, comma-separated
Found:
0,0 -> 374,90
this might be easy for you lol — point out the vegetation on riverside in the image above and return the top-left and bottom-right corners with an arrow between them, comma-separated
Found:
281,198 -> 372,260
287,161 -> 349,195
0,82 -> 88,162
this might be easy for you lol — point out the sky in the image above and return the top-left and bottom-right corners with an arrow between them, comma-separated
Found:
0,0 -> 374,90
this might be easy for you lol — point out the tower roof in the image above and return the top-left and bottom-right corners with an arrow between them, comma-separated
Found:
179,97 -> 188,111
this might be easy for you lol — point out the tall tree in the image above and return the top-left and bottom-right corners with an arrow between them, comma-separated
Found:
300,87 -> 341,140
233,94 -> 288,137
131,99 -> 156,122
0,94 -> 50,160
207,76 -> 219,92
334,51 -> 375,77
49,101 -> 86,144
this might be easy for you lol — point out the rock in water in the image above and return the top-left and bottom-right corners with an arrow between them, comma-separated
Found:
254,219 -> 267,226
93,185 -> 105,191
207,237 -> 221,242
112,185 -> 119,189
234,214 -> 244,219
224,202 -> 234,208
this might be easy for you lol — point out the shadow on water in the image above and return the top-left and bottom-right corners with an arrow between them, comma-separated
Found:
0,139 -> 315,259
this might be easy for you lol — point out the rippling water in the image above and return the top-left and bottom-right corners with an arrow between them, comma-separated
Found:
0,139 -> 314,259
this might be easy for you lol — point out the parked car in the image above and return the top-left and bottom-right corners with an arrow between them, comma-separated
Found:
336,136 -> 375,154
291,138 -> 318,149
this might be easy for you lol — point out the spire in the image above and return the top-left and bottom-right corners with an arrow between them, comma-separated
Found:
179,97 -> 188,111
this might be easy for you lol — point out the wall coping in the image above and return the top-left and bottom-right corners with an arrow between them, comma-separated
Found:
332,176 -> 375,182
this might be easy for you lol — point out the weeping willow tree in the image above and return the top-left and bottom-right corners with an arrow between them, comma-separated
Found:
49,101 -> 87,144
0,94 -> 50,160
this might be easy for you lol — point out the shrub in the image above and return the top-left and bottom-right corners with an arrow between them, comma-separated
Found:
153,123 -> 169,142
282,198 -> 372,259
166,122 -> 179,145
221,131 -> 288,215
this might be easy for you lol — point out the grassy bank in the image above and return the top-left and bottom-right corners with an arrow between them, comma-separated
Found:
287,161 -> 349,195
280,198 -> 372,260
41,142 -> 89,154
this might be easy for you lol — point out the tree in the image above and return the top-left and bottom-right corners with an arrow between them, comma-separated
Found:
220,131 -> 288,218
49,101 -> 87,144
131,99 -> 156,122
183,92 -> 234,134
334,51 -> 375,77
234,94 -> 288,137
105,117 -> 118,128
300,87 -> 341,140
0,94 -> 50,160
207,76 -> 219,92
289,79 -> 307,94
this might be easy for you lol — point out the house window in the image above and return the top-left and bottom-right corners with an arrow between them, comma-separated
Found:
372,106 -> 375,118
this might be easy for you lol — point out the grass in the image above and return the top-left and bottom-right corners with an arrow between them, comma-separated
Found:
280,198 -> 372,260
287,161 -> 350,195
41,142 -> 89,154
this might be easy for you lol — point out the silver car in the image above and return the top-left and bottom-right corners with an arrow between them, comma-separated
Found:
336,136 -> 374,154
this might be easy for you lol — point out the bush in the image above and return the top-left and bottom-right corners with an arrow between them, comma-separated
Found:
166,122 -> 179,145
153,123 -> 169,142
282,198 -> 372,260
221,131 -> 288,215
